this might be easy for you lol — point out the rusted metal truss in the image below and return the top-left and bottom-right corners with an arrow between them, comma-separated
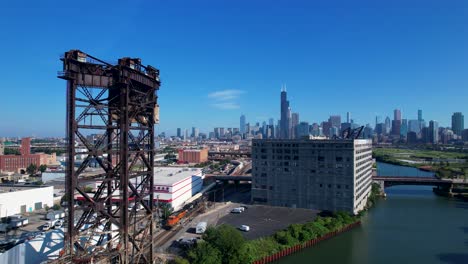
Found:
58,50 -> 160,263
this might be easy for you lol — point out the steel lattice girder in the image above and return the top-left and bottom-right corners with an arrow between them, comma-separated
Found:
59,50 -> 160,264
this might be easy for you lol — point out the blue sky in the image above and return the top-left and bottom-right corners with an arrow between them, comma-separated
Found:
0,0 -> 467,137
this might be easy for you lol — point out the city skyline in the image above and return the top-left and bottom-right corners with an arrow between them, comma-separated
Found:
1,1 -> 468,137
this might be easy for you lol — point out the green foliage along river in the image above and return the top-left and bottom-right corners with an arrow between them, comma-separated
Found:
278,162 -> 468,264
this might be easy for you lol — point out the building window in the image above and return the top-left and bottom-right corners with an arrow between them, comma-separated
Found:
318,156 -> 325,162
336,157 -> 343,162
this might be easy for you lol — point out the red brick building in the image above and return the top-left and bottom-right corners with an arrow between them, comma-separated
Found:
0,138 -> 53,173
177,148 -> 208,163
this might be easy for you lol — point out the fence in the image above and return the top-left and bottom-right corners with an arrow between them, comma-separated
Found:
252,221 -> 361,264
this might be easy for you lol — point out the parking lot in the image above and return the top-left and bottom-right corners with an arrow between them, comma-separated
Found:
164,184 -> 318,251
217,205 -> 318,240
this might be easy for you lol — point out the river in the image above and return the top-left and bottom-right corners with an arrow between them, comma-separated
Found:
278,162 -> 468,264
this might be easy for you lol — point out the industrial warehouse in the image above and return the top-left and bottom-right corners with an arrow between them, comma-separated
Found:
251,138 -> 373,214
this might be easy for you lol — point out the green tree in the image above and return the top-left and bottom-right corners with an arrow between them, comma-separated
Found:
187,242 -> 222,264
170,257 -> 190,264
203,224 -> 248,264
39,164 -> 48,173
26,163 -> 38,175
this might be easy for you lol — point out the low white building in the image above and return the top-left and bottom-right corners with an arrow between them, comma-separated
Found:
154,167 -> 204,211
0,185 -> 54,217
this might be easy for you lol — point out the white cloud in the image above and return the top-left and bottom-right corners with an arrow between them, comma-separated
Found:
208,89 -> 244,110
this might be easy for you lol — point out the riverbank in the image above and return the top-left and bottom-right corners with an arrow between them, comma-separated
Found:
373,148 -> 468,180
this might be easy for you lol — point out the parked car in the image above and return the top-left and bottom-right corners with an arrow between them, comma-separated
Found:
231,207 -> 243,214
195,222 -> 207,234
239,225 -> 250,232
54,219 -> 64,228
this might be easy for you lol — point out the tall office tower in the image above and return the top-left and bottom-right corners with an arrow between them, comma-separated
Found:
269,118 -> 274,126
214,127 -> 221,139
451,112 -> 464,136
240,114 -> 246,134
191,127 -> 199,138
296,122 -> 310,138
384,117 -> 391,134
219,128 -> 225,138
322,121 -> 332,137
329,126 -> 339,137
400,119 -> 408,137
375,116 -> 379,128
347,112 -> 351,123
391,109 -> 402,136
329,115 -> 341,130
184,129 -> 189,141
418,109 -> 423,121
291,113 -> 299,139
375,123 -> 385,135
394,109 -> 402,121
429,120 -> 439,144
251,138 -> 373,214
280,86 -> 291,139
177,128 -> 182,138
408,120 -> 421,134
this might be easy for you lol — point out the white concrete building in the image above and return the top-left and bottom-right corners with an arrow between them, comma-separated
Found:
251,138 -> 373,215
154,167 -> 204,211
0,185 -> 54,217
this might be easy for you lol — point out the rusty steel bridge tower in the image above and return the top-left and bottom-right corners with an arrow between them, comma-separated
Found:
58,50 -> 160,263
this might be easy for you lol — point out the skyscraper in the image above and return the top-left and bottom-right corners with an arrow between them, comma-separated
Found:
392,109 -> 402,136
384,117 -> 391,134
192,127 -> 199,138
347,112 -> 351,123
418,109 -> 423,121
291,113 -> 299,139
269,118 -> 274,126
451,112 -> 464,136
429,120 -> 439,144
177,128 -> 182,138
240,114 -> 246,134
394,109 -> 401,121
280,86 -> 291,139
329,115 -> 341,130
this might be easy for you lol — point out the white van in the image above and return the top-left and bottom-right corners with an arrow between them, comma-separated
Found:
195,222 -> 207,234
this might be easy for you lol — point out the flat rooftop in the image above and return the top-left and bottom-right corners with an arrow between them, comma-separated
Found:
0,185 -> 51,194
154,167 -> 203,186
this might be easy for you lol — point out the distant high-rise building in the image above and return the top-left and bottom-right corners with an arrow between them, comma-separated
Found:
322,121 -> 332,137
269,118 -> 274,126
429,120 -> 439,144
219,128 -> 225,138
280,86 -> 291,139
418,109 -> 423,121
291,113 -> 299,139
329,126 -> 339,137
407,131 -> 418,144
177,128 -> 182,138
240,114 -> 246,134
329,115 -> 341,130
392,109 -> 402,136
191,127 -> 199,138
384,117 -> 391,134
296,122 -> 310,138
462,129 -> 468,141
408,120 -> 420,134
451,112 -> 464,136
347,112 -> 351,123
184,129 -> 189,141
375,123 -> 385,135
214,127 -> 221,139
394,109 -> 401,121
400,119 -> 408,137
